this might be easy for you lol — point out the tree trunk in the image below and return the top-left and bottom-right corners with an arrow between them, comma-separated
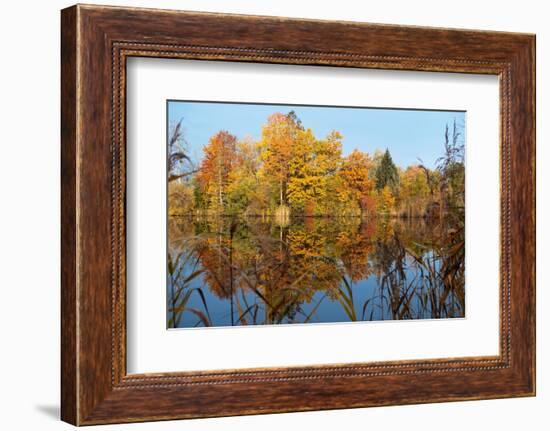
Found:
218,168 -> 224,208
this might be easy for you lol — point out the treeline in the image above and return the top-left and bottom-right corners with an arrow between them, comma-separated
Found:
168,111 -> 464,219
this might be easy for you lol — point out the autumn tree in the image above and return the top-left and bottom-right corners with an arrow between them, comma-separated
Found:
168,181 -> 195,215
337,149 -> 375,216
378,185 -> 396,215
399,165 -> 430,217
287,129 -> 342,214
226,137 -> 262,214
258,113 -> 301,208
195,131 -> 238,213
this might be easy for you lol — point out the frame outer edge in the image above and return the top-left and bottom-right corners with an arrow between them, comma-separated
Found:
526,34 -> 536,395
507,34 -> 536,396
531,34 -> 536,396
61,5 -> 79,426
60,4 -> 536,425
523,34 -> 536,395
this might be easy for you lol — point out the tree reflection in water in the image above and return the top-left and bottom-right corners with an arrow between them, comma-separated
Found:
167,214 -> 464,328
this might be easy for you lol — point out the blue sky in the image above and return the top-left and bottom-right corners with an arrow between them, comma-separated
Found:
168,101 -> 465,169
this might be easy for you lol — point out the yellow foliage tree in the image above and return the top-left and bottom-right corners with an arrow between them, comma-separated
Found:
287,129 -> 342,214
378,185 -> 396,215
399,165 -> 430,217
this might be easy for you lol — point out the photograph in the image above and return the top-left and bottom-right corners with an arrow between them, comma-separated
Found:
166,101 -> 466,328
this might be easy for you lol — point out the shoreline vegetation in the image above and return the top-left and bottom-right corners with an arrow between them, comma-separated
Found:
168,111 -> 465,222
166,108 -> 465,328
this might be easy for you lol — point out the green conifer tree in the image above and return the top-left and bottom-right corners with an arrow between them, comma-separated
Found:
375,149 -> 399,191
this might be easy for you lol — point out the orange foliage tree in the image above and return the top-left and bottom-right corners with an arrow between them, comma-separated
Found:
196,131 -> 238,212
338,149 -> 375,216
258,113 -> 300,207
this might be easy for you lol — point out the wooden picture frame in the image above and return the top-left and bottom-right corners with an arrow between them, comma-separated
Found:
61,4 -> 535,425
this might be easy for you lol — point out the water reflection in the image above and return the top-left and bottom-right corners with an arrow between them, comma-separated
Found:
167,215 -> 465,328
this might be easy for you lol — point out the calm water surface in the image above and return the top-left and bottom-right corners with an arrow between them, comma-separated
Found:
167,215 -> 465,328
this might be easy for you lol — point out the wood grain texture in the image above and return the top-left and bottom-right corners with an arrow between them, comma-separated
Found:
60,4 -> 535,425
60,5 -> 78,425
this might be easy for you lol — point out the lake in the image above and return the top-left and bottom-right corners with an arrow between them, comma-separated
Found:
167,215 -> 465,328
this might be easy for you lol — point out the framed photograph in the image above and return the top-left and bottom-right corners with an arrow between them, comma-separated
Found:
61,4 -> 535,425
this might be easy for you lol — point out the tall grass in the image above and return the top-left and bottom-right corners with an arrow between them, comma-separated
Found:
167,248 -> 212,328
